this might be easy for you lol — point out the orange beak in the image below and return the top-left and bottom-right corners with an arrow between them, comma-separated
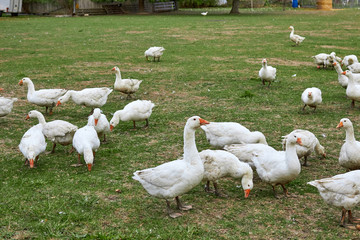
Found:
337,121 -> 343,129
333,62 -> 337,66
111,67 -> 115,71
94,119 -> 98,126
244,189 -> 251,198
0,88 -> 3,91
18,80 -> 23,86
199,118 -> 210,125
110,125 -> 114,131
87,163 -> 92,172
296,137 -> 302,146
29,159 -> 34,168
25,114 -> 30,120
308,92 -> 312,97
342,71 -> 346,75
56,101 -> 61,107
322,153 -> 326,158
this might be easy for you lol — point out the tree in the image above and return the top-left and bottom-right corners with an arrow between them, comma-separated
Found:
230,0 -> 240,13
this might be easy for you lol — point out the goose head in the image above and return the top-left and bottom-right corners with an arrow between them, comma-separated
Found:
18,77 -> 30,86
186,116 -> 210,130
308,91 -> 312,98
26,110 -> 41,120
241,173 -> 253,198
287,132 -> 303,146
112,66 -> 120,72
92,108 -> 101,126
84,148 -> 94,172
109,111 -> 121,131
342,70 -> 352,77
337,118 -> 352,129
289,26 -> 294,30
262,58 -> 267,66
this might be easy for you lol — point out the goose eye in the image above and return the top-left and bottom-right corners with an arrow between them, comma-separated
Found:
344,120 -> 346,122
193,118 -> 196,121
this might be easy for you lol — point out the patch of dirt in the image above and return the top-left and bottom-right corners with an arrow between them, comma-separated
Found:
125,31 -> 150,34
246,58 -> 313,67
319,45 -> 355,51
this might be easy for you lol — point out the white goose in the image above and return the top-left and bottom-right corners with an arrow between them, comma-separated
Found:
144,47 -> 165,62
342,55 -> 359,68
26,110 -> 78,153
0,92 -> 17,117
336,118 -> 360,170
56,87 -> 112,113
18,124 -> 47,168
111,66 -> 142,99
258,58 -> 277,87
87,108 -> 110,142
72,125 -> 100,172
133,116 -> 209,218
342,70 -> 360,108
333,62 -> 360,88
201,121 -> 267,149
199,149 -> 253,198
109,100 -> 155,131
308,170 -> 360,229
251,131 -> 302,198
333,61 -> 350,88
289,26 -> 305,46
18,77 -> 66,114
325,52 -> 341,68
312,53 -> 329,69
348,62 -> 360,73
301,87 -> 322,111
282,129 -> 326,166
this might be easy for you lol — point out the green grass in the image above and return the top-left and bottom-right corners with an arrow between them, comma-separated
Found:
1,8 -> 360,239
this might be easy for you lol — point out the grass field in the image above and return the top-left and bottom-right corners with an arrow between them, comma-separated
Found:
1,8 -> 360,239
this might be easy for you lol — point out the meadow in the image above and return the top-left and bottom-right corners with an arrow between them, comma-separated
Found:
1,8 -> 360,239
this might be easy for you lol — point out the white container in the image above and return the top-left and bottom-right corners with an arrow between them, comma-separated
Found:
0,0 -> 23,16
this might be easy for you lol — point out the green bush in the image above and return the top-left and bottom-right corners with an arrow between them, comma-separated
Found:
179,0 -> 219,8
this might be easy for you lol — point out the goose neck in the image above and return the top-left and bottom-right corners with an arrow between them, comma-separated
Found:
115,70 -> 122,81
285,142 -> 300,170
183,126 -> 199,163
345,126 -> 356,142
25,80 -> 35,94
35,112 -> 46,125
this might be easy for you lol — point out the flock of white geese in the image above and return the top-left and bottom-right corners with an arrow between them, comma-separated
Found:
2,30 -> 360,228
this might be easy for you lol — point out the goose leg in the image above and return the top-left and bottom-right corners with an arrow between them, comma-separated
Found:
340,208 -> 347,227
213,182 -> 227,197
313,106 -> 317,112
103,134 -> 107,143
133,121 -> 136,129
262,79 -> 265,85
45,106 -> 48,114
302,156 -> 308,167
166,200 -> 182,218
348,210 -> 360,224
175,196 -> 192,211
35,155 -> 39,167
272,185 -> 279,199
144,119 -> 149,128
280,184 -> 292,197
351,100 -> 355,108
24,158 -> 29,166
302,104 -> 307,111
204,181 -> 211,192
69,146 -> 75,154
268,81 -> 271,87
49,107 -> 53,115
50,143 -> 56,154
